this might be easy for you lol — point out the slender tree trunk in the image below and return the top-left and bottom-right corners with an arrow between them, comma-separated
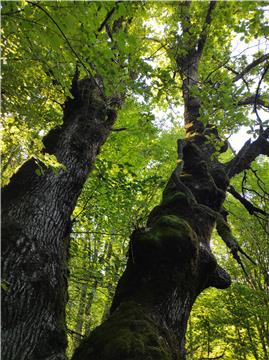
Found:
256,318 -> 269,360
1,76 -> 119,360
73,285 -> 88,349
246,322 -> 259,360
83,280 -> 98,337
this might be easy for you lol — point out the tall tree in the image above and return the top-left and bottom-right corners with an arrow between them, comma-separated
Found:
1,2 -> 147,359
2,2 -> 269,360
72,2 -> 269,360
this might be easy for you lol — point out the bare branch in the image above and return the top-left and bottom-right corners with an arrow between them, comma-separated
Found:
228,185 -> 269,217
233,53 -> 269,82
225,128 -> 269,178
98,6 -> 116,32
238,94 -> 269,109
111,127 -> 127,132
253,62 -> 269,131
197,1 -> 217,55
216,214 -> 256,266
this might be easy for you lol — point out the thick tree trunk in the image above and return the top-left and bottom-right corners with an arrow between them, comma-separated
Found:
1,76 -> 118,360
72,134 -> 231,360
71,1 -> 269,356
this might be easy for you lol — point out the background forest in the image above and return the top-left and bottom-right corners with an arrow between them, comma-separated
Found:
1,1 -> 269,360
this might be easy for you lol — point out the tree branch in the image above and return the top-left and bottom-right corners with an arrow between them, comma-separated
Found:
228,185 -> 269,217
111,127 -> 127,132
98,6 -> 116,32
225,128 -> 269,178
233,53 -> 269,82
253,62 -> 269,130
216,214 -> 256,267
238,94 -> 269,109
197,1 -> 217,55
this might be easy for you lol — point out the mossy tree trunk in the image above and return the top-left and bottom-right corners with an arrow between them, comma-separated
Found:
71,131 -> 232,360
1,76 -> 120,360
71,120 -> 269,360
72,4 -> 269,359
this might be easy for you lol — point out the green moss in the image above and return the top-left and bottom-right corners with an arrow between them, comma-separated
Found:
161,191 -> 191,209
154,215 -> 191,232
73,301 -> 177,360
155,215 -> 197,251
132,215 -> 198,266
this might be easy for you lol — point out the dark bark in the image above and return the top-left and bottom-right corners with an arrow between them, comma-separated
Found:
1,76 -> 119,360
72,134 -> 232,360
71,5 -> 268,358
225,128 -> 269,178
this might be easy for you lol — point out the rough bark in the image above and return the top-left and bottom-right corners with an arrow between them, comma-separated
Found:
72,127 -> 232,360
71,3 -> 269,358
1,76 -> 119,360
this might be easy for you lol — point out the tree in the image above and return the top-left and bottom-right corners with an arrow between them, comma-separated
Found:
2,2 -> 146,359
1,2 -> 269,360
185,169 -> 269,359
71,2 -> 269,360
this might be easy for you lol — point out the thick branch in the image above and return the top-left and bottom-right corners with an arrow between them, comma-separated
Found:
238,94 -> 269,109
216,215 -> 256,266
226,129 -> 269,178
233,53 -> 269,82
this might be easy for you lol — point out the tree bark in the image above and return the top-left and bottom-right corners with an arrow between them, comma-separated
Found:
71,5 -> 269,355
71,5 -> 241,358
1,76 -> 119,360
72,130 -> 233,360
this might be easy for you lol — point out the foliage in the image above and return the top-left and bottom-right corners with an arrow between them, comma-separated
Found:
2,1 -> 269,359
186,158 -> 269,360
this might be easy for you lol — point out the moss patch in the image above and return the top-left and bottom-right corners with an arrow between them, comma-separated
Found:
131,215 -> 198,269
72,301 -> 178,360
161,191 -> 191,209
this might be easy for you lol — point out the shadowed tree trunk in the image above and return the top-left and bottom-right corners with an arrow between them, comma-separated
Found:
71,109 -> 269,360
72,3 -> 269,359
1,76 -> 120,360
71,124 -> 232,360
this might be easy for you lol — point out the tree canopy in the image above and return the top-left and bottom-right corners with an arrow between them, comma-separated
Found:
1,1 -> 269,360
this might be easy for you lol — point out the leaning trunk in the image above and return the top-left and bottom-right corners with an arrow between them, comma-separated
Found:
2,77 -> 118,360
72,130 -> 232,360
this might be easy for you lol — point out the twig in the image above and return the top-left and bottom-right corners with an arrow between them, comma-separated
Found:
98,6 -> 116,32
254,62 -> 269,132
233,53 -> 269,82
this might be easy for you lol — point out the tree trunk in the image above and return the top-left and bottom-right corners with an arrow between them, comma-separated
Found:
1,76 -> 119,360
73,285 -> 88,350
72,132 -> 232,360
71,5 -> 269,354
83,280 -> 98,337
